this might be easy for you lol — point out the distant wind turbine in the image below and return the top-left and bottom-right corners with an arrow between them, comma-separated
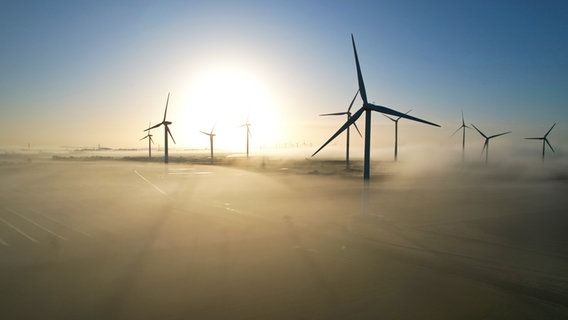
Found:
319,89 -> 362,169
312,34 -> 440,181
240,118 -> 252,159
145,93 -> 176,164
200,124 -> 216,164
140,121 -> 154,159
525,123 -> 556,162
383,109 -> 412,161
451,111 -> 470,161
470,124 -> 511,165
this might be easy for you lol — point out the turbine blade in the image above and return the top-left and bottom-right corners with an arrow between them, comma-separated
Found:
383,114 -> 396,122
163,92 -> 170,122
451,126 -> 462,137
320,112 -> 348,116
200,131 -> 210,136
353,121 -> 363,138
145,123 -> 162,131
470,124 -> 487,139
140,136 -> 148,141
351,34 -> 368,104
347,89 -> 359,113
211,123 -> 216,134
312,107 -> 365,157
481,140 -> 488,155
488,131 -> 511,139
396,109 -> 412,121
545,139 -> 555,152
544,123 -> 556,137
167,126 -> 176,144
461,110 -> 465,126
150,136 -> 154,144
367,104 -> 440,127
525,137 -> 543,140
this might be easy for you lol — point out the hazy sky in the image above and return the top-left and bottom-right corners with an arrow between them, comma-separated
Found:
0,0 -> 566,157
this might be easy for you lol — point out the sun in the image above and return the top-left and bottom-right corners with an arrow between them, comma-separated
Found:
178,65 -> 282,153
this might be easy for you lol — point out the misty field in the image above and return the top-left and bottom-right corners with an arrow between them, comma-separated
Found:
0,154 -> 567,319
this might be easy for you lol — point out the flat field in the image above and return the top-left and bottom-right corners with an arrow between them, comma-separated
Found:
1,154 -> 567,319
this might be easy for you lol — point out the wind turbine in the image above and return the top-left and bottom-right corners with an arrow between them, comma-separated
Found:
470,124 -> 511,165
319,90 -> 363,169
145,93 -> 176,163
451,110 -> 470,161
140,121 -> 154,159
383,109 -> 412,161
240,118 -> 252,159
312,34 -> 440,181
525,123 -> 556,162
200,124 -> 216,164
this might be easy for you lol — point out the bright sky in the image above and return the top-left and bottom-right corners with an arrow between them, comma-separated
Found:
0,1 -> 566,158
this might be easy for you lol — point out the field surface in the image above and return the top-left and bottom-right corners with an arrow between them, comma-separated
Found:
1,157 -> 567,319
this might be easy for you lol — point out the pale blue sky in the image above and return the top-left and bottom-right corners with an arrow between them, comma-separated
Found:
0,0 -> 566,158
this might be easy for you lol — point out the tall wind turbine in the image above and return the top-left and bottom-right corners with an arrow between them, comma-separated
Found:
319,89 -> 362,169
525,123 -> 556,162
470,124 -> 511,165
140,122 -> 154,159
200,125 -> 216,164
240,118 -> 252,159
383,109 -> 412,161
312,34 -> 440,181
145,93 -> 176,164
451,110 -> 470,161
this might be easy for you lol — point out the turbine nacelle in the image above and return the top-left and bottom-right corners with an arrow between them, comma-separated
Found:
384,109 -> 412,122
470,123 -> 510,164
525,123 -> 556,160
140,134 -> 154,141
145,93 -> 175,163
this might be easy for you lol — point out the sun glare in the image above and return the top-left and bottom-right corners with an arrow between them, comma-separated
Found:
179,66 -> 282,153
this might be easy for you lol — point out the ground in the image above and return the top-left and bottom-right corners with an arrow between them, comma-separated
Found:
0,154 -> 567,319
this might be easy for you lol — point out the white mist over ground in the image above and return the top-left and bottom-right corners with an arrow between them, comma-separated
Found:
0,150 -> 567,319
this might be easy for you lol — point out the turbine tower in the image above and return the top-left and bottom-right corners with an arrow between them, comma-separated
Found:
525,123 -> 556,162
240,118 -> 252,159
383,109 -> 412,161
200,125 -> 216,164
451,110 -> 470,161
470,124 -> 511,165
145,93 -> 176,164
140,122 -> 154,159
319,89 -> 362,169
313,34 -> 440,181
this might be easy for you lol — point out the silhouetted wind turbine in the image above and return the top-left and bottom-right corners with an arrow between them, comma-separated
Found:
145,93 -> 176,163
140,121 -> 154,158
201,124 -> 216,164
451,110 -> 470,161
383,109 -> 412,161
240,118 -> 252,159
319,89 -> 362,169
470,124 -> 511,165
525,123 -> 556,162
312,34 -> 440,181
